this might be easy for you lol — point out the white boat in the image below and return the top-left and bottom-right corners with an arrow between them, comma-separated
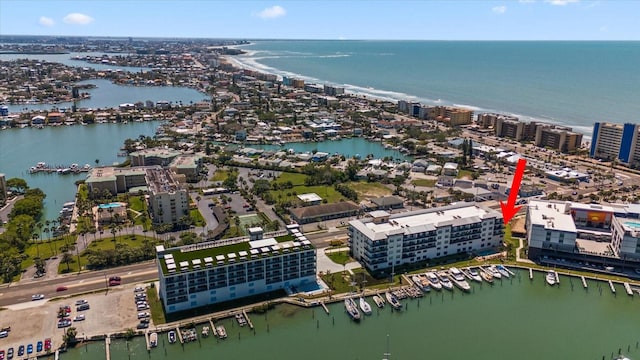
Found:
479,268 -> 494,284
359,296 -> 372,315
372,294 -> 385,308
546,271 -> 556,286
486,265 -> 502,279
344,298 -> 361,321
496,265 -> 511,278
385,291 -> 402,310
436,271 -> 454,291
168,330 -> 176,344
448,267 -> 471,292
149,332 -> 157,347
411,274 -> 431,292
216,325 -> 227,339
465,268 -> 483,283
201,326 -> 210,337
425,271 -> 443,291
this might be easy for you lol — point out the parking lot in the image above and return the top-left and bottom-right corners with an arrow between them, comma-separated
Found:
0,283 -> 152,353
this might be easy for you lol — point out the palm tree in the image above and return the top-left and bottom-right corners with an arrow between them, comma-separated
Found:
62,251 -> 74,272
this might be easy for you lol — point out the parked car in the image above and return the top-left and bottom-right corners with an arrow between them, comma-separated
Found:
0,350 -> 4,360
56,286 -> 68,292
77,304 -> 90,311
6,348 -> 13,359
137,312 -> 150,319
31,294 -> 45,301
36,341 -> 43,352
17,346 -> 24,357
136,322 -> 149,329
0,330 -> 8,338
26,344 -> 33,355
44,338 -> 51,351
73,315 -> 85,322
134,286 -> 145,293
75,299 -> 88,306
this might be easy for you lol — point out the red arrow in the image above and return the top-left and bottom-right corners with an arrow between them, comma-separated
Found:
500,158 -> 527,224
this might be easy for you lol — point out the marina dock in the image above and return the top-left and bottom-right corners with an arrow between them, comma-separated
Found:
504,266 -> 516,276
623,282 -> 633,296
243,309 -> 254,330
320,301 -> 330,314
105,336 -> 111,360
554,271 -> 560,285
54,350 -> 59,360
145,331 -> 150,351
209,318 -> 217,337
176,326 -> 184,344
581,276 -> 587,288
529,268 -> 533,280
608,280 -> 616,294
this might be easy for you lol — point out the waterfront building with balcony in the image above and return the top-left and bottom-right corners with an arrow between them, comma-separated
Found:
155,227 -> 317,313
348,203 -> 504,273
590,122 -> 640,167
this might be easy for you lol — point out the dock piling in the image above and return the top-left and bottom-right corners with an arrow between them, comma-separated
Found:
581,276 -> 587,289
608,280 -> 616,294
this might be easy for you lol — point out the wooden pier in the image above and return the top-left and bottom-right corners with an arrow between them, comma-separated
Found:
243,309 -> 254,330
623,282 -> 633,296
320,301 -> 330,314
209,318 -> 218,337
608,280 -> 616,294
145,331 -> 150,351
176,326 -> 184,344
54,350 -> 59,360
504,266 -> 516,277
529,268 -> 533,280
581,276 -> 587,288
105,336 -> 111,360
554,271 -> 560,285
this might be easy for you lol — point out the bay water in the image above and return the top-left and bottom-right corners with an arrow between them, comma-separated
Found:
62,270 -> 640,360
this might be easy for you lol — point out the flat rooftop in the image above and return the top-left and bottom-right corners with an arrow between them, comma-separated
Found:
528,200 -> 577,233
157,234 -> 313,275
350,202 -> 501,240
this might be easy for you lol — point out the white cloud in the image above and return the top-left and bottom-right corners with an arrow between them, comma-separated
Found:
492,5 -> 507,14
39,16 -> 55,27
518,0 -> 536,3
62,13 -> 94,25
599,25 -> 608,32
256,5 -> 286,19
545,0 -> 579,5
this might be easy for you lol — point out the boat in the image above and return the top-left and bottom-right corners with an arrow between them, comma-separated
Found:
436,271 -> 454,291
385,291 -> 402,310
546,271 -> 556,286
201,326 -> 210,337
359,296 -> 372,315
149,332 -> 157,347
235,313 -> 247,326
372,294 -> 385,308
411,274 -> 431,293
168,330 -> 176,344
216,325 -> 227,339
344,298 -> 361,321
465,267 -> 483,283
425,271 -> 443,291
478,268 -> 494,284
448,267 -> 471,292
486,265 -> 502,279
496,265 -> 511,278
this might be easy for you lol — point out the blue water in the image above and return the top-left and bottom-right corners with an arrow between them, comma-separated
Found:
232,41 -> 640,138
98,203 -> 122,209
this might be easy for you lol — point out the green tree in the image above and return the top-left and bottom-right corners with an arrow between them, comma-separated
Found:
6,177 -> 28,194
61,252 -> 74,272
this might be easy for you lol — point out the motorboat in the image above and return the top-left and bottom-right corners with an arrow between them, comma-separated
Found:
201,326 -> 210,337
216,325 -> 227,339
168,330 -> 176,344
546,271 -> 556,286
425,271 -> 443,291
448,267 -> 471,292
385,291 -> 402,310
496,265 -> 511,278
411,274 -> 431,292
436,271 -> 454,291
486,265 -> 502,279
149,332 -> 158,347
344,298 -> 361,321
359,296 -> 372,315
465,268 -> 483,283
372,294 -> 385,308
479,268 -> 494,284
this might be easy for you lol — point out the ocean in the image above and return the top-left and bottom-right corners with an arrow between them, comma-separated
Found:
229,40 -> 640,139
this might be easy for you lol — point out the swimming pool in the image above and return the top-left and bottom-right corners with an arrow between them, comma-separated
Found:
98,203 -> 122,209
624,221 -> 640,229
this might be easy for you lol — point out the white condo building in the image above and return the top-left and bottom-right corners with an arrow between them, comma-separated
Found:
156,227 -> 316,313
611,217 -> 640,260
525,201 -> 578,253
146,168 -> 189,225
348,203 -> 504,272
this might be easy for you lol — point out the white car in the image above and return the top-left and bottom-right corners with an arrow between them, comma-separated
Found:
137,312 -> 150,319
134,286 -> 144,293
75,299 -> 88,306
31,294 -> 45,301
73,315 -> 85,322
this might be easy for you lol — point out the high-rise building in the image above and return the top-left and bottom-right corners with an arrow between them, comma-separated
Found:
348,203 -> 504,273
590,122 -> 640,166
534,126 -> 583,153
146,168 -> 189,226
495,117 -> 525,141
156,227 -> 317,313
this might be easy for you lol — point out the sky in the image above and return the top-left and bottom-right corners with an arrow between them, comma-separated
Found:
1,0 -> 639,40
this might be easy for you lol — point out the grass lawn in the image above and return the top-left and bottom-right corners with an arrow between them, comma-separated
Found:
147,286 -> 166,324
128,195 -> 146,212
190,208 -> 205,227
325,250 -> 351,265
222,225 -> 244,239
270,185 -> 344,204
23,236 -> 75,268
457,169 -> 473,179
348,181 -> 392,199
273,172 -> 307,186
410,178 -> 436,187
319,272 -> 354,293
210,169 -> 230,182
